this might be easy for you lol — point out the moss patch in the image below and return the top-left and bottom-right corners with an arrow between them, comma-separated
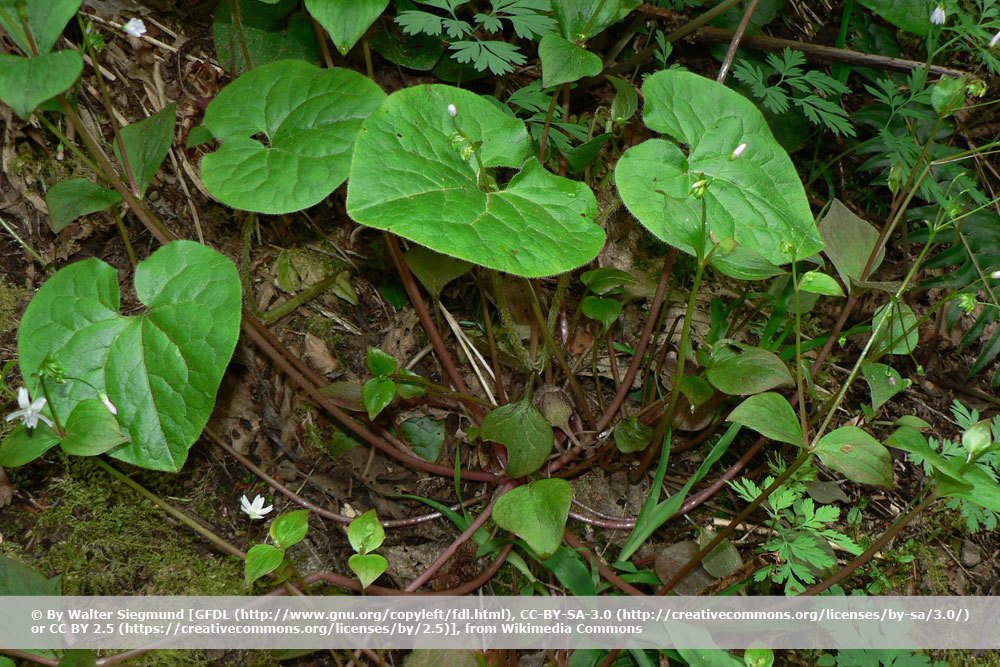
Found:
0,278 -> 26,334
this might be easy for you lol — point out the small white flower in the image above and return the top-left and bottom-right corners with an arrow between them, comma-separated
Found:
123,18 -> 146,38
731,142 -> 747,159
989,30 -> 1000,48
991,269 -> 1000,279
99,392 -> 118,416
5,387 -> 54,430
447,103 -> 458,118
240,494 -> 273,520
930,5 -> 946,25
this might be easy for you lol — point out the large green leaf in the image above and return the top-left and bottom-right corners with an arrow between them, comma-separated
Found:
493,478 -> 572,559
480,398 -> 554,478
814,426 -> 893,487
17,241 -> 242,472
0,51 -> 82,120
213,0 -> 321,74
347,84 -> 604,277
616,70 -> 822,280
114,104 -> 176,197
45,178 -> 122,233
858,0 -> 935,37
538,33 -> 602,88
0,0 -> 82,54
60,399 -> 129,456
727,392 -> 802,446
201,60 -> 385,214
552,0 -> 641,42
706,342 -> 793,395
305,0 -> 389,55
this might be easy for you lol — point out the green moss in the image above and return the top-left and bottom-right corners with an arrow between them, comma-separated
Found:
0,458 -> 243,597
0,278 -> 26,334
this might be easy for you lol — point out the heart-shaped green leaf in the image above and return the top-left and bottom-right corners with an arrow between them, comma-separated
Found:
0,51 -> 82,119
17,241 -> 242,472
362,377 -> 395,420
60,399 -> 128,456
269,509 -> 310,549
201,59 -> 386,214
405,246 -> 471,301
114,104 -> 176,197
706,342 -> 793,396
814,426 -> 893,487
0,424 -> 60,468
348,553 -> 388,589
479,398 -> 554,478
538,33 -> 602,88
305,0 -> 389,55
347,509 -> 385,554
616,70 -> 822,279
347,84 -> 604,277
581,295 -> 621,331
400,416 -> 445,462
46,179 -> 122,233
553,0 -> 641,42
245,544 -> 285,586
861,361 -> 909,412
492,478 -> 572,559
727,392 -> 802,446
0,0 -> 82,54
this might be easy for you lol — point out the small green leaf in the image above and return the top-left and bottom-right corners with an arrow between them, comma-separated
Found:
707,342 -> 794,396
60,399 -> 128,456
930,76 -> 966,116
213,0 -> 322,74
348,553 -> 388,589
347,84 -> 604,278
815,426 -> 893,487
608,76 -> 639,123
872,302 -> 919,356
861,361 -> 909,412
698,529 -> 742,579
366,347 -> 398,376
480,398 -> 554,478
400,416 -> 445,462
245,544 -> 285,586
613,416 -> 653,453
305,0 -> 389,55
856,0 -> 934,37
18,241 -> 242,472
0,0 -> 82,54
114,104 -> 177,196
347,509 -> 385,553
744,645 -> 774,667
0,554 -> 62,596
581,295 -> 622,331
405,246 -> 471,301
492,478 -> 573,559
894,415 -> 931,429
798,270 -> 844,297
0,51 -> 83,120
202,59 -> 385,214
185,125 -> 215,149
580,267 -> 634,295
0,424 -> 60,468
564,133 -> 610,173
269,509 -> 310,549
362,377 -> 396,419
818,199 -> 884,289
727,392 -> 802,446
45,179 -> 122,233
370,28 -> 444,71
538,33 -> 602,88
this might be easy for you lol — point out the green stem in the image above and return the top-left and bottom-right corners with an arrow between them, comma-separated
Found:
37,376 -> 65,437
261,272 -> 343,324
0,216 -> 48,267
791,260 -> 808,443
111,208 -> 137,269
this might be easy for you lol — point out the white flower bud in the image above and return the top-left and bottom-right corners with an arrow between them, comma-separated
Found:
731,142 -> 747,159
447,104 -> 457,118
930,5 -> 946,25
123,18 -> 147,38
990,30 -> 1000,48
